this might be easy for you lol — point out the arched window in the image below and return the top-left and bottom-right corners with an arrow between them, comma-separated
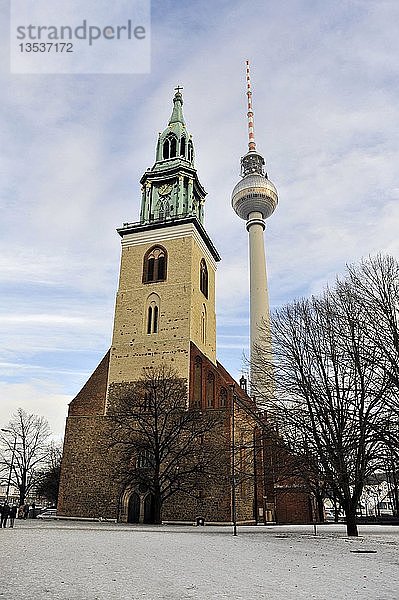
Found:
170,136 -> 177,157
137,449 -> 152,469
206,372 -> 215,408
201,304 -> 207,345
157,200 -> 170,222
180,137 -> 186,157
143,246 -> 167,283
200,259 -> 208,298
147,306 -> 153,334
145,293 -> 160,334
193,357 -> 202,408
162,139 -> 170,160
163,135 -> 177,160
143,392 -> 152,411
219,388 -> 227,408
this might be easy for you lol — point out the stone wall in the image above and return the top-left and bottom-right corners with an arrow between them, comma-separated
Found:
68,351 -> 109,417
107,225 -> 218,394
58,415 -> 120,519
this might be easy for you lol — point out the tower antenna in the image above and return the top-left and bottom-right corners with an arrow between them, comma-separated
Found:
246,60 -> 256,152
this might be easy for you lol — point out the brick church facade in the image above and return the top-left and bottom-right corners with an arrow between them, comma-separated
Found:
58,89 -> 314,524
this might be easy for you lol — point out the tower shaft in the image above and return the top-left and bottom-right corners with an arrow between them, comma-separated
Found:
247,212 -> 270,365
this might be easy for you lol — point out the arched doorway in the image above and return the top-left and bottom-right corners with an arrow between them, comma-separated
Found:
144,493 -> 155,523
128,492 -> 140,523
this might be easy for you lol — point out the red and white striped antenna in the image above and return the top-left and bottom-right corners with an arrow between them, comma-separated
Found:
246,60 -> 256,152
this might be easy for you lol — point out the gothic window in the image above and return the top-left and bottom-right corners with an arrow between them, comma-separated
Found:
170,136 -> 177,157
157,200 -> 170,222
193,357 -> 202,408
201,304 -> 207,345
163,135 -> 177,159
143,246 -> 167,283
206,372 -> 215,408
137,449 -> 152,469
200,259 -> 208,298
145,293 -> 160,334
219,387 -> 227,408
143,392 -> 152,411
162,139 -> 170,159
147,306 -> 153,334
180,137 -> 186,157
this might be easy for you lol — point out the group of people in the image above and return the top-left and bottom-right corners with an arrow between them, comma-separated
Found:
0,502 -> 30,527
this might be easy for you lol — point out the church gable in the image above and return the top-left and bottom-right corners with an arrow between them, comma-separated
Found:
68,351 -> 110,416
189,342 -> 250,411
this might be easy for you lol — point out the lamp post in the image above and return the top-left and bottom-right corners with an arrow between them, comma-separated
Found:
1,429 -> 17,502
229,385 -> 237,536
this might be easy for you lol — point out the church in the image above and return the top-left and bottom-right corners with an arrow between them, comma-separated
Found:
57,84 -> 313,525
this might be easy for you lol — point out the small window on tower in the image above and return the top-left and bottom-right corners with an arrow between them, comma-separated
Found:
143,246 -> 168,283
145,293 -> 160,335
180,137 -> 186,157
200,259 -> 208,298
170,136 -> 177,157
201,304 -> 207,345
162,139 -> 170,160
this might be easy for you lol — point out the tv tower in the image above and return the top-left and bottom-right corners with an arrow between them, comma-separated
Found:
231,60 -> 278,393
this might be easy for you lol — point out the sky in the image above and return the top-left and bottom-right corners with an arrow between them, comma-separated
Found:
1,0 -> 399,439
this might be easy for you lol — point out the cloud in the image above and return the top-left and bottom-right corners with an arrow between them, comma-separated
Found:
0,381 -> 70,440
1,0 -> 399,429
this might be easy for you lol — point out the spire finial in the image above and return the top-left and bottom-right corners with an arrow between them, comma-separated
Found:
246,60 -> 256,152
169,85 -> 185,125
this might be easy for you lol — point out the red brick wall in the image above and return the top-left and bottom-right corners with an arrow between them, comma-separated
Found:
68,351 -> 110,417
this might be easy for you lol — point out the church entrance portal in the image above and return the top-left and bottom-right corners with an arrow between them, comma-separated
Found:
126,491 -> 155,524
127,492 -> 140,523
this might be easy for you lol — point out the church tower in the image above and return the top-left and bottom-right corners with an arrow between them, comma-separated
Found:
58,83 -> 313,527
106,88 -> 220,399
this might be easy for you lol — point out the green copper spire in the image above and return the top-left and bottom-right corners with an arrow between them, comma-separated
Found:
154,87 -> 193,165
168,86 -> 185,126
139,88 -> 207,226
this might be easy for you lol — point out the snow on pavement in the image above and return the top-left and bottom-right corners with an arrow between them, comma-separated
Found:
0,521 -> 398,599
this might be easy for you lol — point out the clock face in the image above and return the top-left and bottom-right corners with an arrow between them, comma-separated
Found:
159,183 -> 173,196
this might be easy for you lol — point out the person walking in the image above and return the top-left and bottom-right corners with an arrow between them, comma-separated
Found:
1,503 -> 9,528
9,505 -> 17,528
23,503 -> 29,519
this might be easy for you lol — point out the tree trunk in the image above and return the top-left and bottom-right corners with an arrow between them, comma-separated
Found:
391,463 -> 398,517
315,493 -> 325,523
333,496 -> 339,523
19,484 -> 26,506
153,483 -> 162,525
344,504 -> 358,537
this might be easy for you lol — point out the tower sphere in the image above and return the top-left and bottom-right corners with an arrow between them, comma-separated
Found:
232,171 -> 278,221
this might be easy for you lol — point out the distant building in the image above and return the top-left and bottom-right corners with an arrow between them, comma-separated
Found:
58,84 -> 313,525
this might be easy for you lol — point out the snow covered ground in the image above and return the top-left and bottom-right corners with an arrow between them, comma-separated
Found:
0,521 -> 398,599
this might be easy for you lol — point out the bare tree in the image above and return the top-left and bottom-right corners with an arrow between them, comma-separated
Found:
347,254 -> 399,393
347,255 -> 399,452
0,409 -> 51,505
108,365 -> 223,524
254,278 -> 393,536
35,442 -> 63,506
